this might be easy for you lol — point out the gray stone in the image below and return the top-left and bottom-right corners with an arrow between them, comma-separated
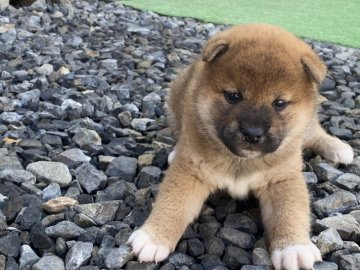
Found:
17,89 -> 41,108
252,248 -> 272,266
0,112 -> 23,124
159,263 -> 175,270
168,253 -> 196,268
73,128 -> 101,150
5,257 -> 18,270
348,156 -> 360,176
45,221 -> 86,239
52,148 -> 91,169
100,59 -> 118,71
37,64 -> 54,75
240,267 -> 270,270
136,166 -> 162,188
335,52 -> 350,61
328,248 -> 348,265
65,241 -> 93,270
19,245 -> 39,270
96,181 -> 128,202
118,111 -> 132,127
74,163 -> 107,194
328,127 -> 353,140
334,173 -> 360,190
313,261 -> 338,270
0,148 -> 8,156
0,231 -> 21,257
30,222 -> 52,249
303,171 -> 318,184
61,99 -> 82,119
187,238 -> 204,257
127,25 -> 151,35
0,254 -> 5,270
224,213 -> 257,234
223,245 -> 252,268
18,198 -> 42,230
121,103 -> 139,117
74,201 -> 119,225
200,254 -> 225,270
98,155 -> 115,170
343,241 -> 360,253
320,77 -> 336,91
42,182 -> 62,201
204,237 -> 225,257
218,227 -> 255,249
41,213 -> 65,227
0,169 -> 35,184
55,238 -> 67,258
26,161 -> 72,187
314,214 -> 360,241
313,163 -> 344,182
113,84 -> 132,100
74,213 -> 97,227
125,261 -> 157,270
106,156 -> 137,180
0,156 -> 23,171
98,245 -> 134,269
349,210 -> 360,224
142,92 -> 161,118
78,267 -> 99,270
18,139 -> 42,149
32,255 -> 65,270
100,96 -> 113,112
3,192 -> 23,221
340,253 -> 360,270
313,190 -> 358,216
131,118 -> 156,132
0,0 -> 9,11
199,222 -> 222,238
30,0 -> 47,12
114,225 -> 132,246
316,228 -> 344,255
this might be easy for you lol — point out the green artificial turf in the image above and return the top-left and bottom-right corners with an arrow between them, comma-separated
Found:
122,0 -> 360,48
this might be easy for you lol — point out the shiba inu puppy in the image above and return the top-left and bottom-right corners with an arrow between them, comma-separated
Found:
128,24 -> 353,270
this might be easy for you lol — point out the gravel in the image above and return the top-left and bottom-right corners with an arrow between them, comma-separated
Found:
0,0 -> 359,269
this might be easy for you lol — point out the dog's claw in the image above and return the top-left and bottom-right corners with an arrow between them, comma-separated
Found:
128,229 -> 171,263
272,243 -> 321,270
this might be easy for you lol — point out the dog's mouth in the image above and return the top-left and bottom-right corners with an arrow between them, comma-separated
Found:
235,149 -> 263,159
219,126 -> 282,159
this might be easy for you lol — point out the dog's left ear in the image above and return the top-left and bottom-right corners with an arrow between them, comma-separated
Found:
301,54 -> 327,84
202,37 -> 229,62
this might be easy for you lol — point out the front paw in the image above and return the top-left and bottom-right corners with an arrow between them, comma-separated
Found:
271,243 -> 321,270
323,138 -> 353,165
128,229 -> 171,263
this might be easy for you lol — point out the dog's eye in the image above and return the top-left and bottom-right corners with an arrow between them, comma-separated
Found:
272,99 -> 288,111
224,91 -> 242,104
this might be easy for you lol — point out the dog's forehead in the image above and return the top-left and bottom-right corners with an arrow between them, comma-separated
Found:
205,39 -> 306,93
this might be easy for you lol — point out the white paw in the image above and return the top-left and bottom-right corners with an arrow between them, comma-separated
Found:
325,141 -> 353,165
167,149 -> 176,164
271,243 -> 321,270
128,229 -> 170,263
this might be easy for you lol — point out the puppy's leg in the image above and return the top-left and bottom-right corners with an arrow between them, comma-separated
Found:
255,175 -> 321,270
304,121 -> 353,164
128,163 -> 212,262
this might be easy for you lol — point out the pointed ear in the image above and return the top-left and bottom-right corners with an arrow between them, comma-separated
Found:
301,54 -> 327,84
202,38 -> 229,62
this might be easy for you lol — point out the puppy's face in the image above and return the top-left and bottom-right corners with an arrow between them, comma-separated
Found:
195,25 -> 326,158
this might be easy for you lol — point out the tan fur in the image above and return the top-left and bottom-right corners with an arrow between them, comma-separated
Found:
130,24 -> 353,269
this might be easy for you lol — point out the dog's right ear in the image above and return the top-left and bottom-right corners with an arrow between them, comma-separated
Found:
202,38 -> 229,62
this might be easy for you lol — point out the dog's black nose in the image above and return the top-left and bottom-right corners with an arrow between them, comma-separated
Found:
241,127 -> 264,144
